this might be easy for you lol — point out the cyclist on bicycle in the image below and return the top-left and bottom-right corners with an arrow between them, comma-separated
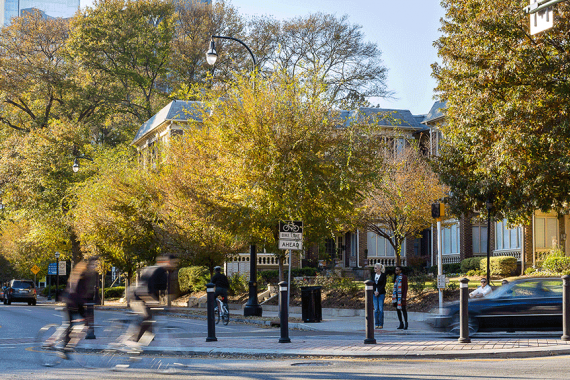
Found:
211,266 -> 230,308
130,255 -> 178,343
62,256 -> 98,351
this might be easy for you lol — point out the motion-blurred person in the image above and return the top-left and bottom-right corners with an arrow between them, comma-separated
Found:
63,257 -> 98,349
130,255 -> 178,344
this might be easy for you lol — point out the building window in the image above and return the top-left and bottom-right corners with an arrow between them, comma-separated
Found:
535,217 -> 558,249
366,231 -> 405,257
495,219 -> 521,250
472,225 -> 488,254
443,222 -> 460,255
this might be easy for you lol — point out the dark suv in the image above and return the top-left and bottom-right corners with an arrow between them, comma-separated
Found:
4,279 -> 37,305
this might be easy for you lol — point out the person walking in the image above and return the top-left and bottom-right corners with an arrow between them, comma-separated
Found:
372,263 -> 387,329
392,266 -> 408,330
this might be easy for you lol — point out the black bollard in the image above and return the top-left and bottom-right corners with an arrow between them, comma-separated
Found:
562,275 -> 570,341
278,281 -> 291,343
458,278 -> 471,343
364,279 -> 376,344
85,303 -> 96,339
206,283 -> 217,342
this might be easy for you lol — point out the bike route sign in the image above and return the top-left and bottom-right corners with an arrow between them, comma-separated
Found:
278,220 -> 303,250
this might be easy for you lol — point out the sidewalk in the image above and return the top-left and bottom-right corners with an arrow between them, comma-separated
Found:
38,297 -> 570,359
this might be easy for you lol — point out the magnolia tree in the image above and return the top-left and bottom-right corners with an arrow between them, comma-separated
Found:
360,145 -> 448,266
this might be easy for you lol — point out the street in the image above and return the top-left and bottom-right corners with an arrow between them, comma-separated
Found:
1,303 -> 570,379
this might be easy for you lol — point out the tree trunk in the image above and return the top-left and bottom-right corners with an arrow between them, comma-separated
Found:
70,229 -> 82,266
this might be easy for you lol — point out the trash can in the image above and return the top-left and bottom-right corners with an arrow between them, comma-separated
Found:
301,286 -> 322,323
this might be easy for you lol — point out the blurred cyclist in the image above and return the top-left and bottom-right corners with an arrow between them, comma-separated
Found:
211,266 -> 230,308
130,255 -> 178,344
62,256 -> 98,350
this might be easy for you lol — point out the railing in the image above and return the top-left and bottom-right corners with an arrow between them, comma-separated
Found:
226,253 -> 289,278
442,254 -> 461,264
366,257 -> 407,267
493,249 -> 522,261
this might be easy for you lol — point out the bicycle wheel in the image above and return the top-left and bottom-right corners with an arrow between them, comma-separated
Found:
98,318 -> 136,370
222,309 -> 229,325
35,324 -> 65,367
214,305 -> 221,324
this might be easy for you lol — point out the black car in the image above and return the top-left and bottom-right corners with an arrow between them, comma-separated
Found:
428,277 -> 563,334
4,279 -> 37,305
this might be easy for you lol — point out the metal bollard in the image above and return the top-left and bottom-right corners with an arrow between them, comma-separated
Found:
278,281 -> 291,343
206,283 -> 217,342
562,275 -> 570,341
458,278 -> 471,343
85,303 -> 96,339
364,280 -> 376,344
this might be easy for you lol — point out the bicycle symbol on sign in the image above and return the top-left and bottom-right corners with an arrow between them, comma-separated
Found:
282,222 -> 300,233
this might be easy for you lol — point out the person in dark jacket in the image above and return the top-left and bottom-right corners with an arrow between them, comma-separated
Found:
131,255 -> 178,343
211,266 -> 230,308
392,265 -> 409,330
372,263 -> 387,329
63,256 -> 98,347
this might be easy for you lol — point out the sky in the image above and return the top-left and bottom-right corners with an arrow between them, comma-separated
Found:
80,0 -> 445,115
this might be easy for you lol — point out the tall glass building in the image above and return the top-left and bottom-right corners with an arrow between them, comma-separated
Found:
1,0 -> 81,26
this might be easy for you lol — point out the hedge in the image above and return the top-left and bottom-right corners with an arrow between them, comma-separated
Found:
259,267 -> 318,283
178,266 -> 210,294
542,250 -> 570,274
460,257 -> 482,273
104,286 -> 125,299
480,256 -> 517,277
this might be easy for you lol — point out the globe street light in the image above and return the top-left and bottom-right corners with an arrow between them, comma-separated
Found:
206,35 -> 261,317
485,198 -> 494,285
73,155 -> 93,173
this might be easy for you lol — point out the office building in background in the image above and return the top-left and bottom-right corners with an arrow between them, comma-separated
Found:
1,0 -> 80,26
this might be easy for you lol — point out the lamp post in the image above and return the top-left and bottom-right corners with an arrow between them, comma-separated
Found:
206,35 -> 261,317
72,155 -> 93,173
485,198 -> 494,285
55,251 -> 60,302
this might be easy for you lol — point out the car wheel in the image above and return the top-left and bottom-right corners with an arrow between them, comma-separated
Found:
449,314 -> 479,336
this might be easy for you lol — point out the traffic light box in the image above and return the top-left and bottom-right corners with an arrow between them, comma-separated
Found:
431,202 -> 445,220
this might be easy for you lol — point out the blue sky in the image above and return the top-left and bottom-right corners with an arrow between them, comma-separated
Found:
81,0 -> 445,115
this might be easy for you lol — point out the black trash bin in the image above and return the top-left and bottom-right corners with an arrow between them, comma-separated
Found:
301,286 -> 322,322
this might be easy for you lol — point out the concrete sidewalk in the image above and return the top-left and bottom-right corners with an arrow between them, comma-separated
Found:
38,297 -> 570,359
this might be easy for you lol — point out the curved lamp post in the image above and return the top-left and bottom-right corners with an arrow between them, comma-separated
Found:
206,35 -> 262,317
72,155 -> 93,173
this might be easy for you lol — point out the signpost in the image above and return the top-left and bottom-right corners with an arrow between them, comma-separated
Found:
31,265 -> 40,285
279,221 -> 303,310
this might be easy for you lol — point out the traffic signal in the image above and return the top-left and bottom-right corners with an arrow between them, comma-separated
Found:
431,203 -> 440,218
431,203 -> 445,219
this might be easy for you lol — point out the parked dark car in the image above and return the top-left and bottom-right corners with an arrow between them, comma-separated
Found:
428,277 -> 563,334
4,279 -> 37,305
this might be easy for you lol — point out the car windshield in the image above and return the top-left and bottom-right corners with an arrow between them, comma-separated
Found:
12,281 -> 34,289
488,279 -> 562,299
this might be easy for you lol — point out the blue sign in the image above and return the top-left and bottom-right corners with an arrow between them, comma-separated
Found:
48,263 -> 57,275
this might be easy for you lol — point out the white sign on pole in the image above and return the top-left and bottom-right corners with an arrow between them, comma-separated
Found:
58,261 -> 67,276
530,0 -> 554,35
278,220 -> 303,251
278,239 -> 303,250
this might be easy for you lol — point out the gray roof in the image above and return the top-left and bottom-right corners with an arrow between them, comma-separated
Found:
355,107 -> 426,130
132,100 -> 203,145
423,101 -> 447,124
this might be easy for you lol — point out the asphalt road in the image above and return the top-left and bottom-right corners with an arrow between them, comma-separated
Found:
2,303 -> 570,379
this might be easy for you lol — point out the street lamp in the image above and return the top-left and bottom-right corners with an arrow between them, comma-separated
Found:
72,155 -> 93,173
206,35 -> 261,317
485,198 -> 494,285
55,251 -> 60,302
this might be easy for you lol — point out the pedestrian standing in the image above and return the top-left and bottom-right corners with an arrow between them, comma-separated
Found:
392,266 -> 408,330
372,263 -> 386,329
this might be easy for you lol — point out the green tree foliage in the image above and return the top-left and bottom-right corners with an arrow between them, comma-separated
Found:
433,0 -> 570,221
164,71 -> 385,259
72,148 -> 162,278
68,0 -> 176,121
359,145 -> 448,265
